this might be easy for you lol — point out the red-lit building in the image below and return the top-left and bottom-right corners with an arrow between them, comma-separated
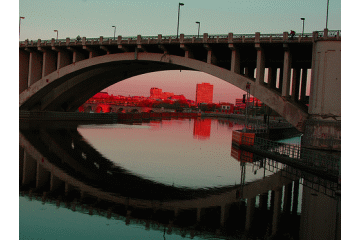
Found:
195,83 -> 213,105
150,88 -> 162,99
193,118 -> 211,140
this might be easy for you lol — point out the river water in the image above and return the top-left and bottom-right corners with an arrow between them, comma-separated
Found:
19,117 -> 340,240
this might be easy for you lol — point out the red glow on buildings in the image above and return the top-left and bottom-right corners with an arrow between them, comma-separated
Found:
193,118 -> 211,140
195,83 -> 213,105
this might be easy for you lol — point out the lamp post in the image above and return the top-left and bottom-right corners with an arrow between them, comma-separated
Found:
54,30 -> 58,42
19,16 -> 25,39
112,26 -> 116,40
326,0 -> 330,29
176,3 -> 184,39
300,18 -> 305,37
196,21 -> 200,38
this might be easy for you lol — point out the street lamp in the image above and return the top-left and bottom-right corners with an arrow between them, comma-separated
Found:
326,0 -> 330,29
300,18 -> 305,37
19,16 -> 25,39
176,3 -> 184,39
196,21 -> 200,38
112,26 -> 116,40
54,30 -> 58,41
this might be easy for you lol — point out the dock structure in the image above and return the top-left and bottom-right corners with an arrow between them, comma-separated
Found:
232,130 -> 340,183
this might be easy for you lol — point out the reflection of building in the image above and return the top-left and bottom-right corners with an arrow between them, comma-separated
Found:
193,118 -> 211,140
195,83 -> 213,105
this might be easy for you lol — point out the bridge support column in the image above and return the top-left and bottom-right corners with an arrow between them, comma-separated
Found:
245,66 -> 255,79
19,49 -> 30,93
282,45 -> 292,97
27,50 -> 43,87
39,49 -> 57,78
36,161 -> 50,190
267,67 -> 278,90
304,40 -> 341,150
302,119 -> 341,151
229,43 -> 240,74
53,49 -> 72,70
271,187 -> 282,236
204,44 -> 216,64
22,152 -> 37,187
255,45 -> 265,85
68,47 -> 86,63
291,67 -> 301,101
300,68 -> 308,102
245,197 -> 256,231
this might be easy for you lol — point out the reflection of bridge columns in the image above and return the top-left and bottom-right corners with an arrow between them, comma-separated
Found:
299,186 -> 339,240
271,187 -> 283,236
245,197 -> 256,231
283,182 -> 293,214
36,161 -> 50,189
220,204 -> 231,227
196,207 -> 203,223
292,180 -> 300,215
259,192 -> 269,211
50,173 -> 63,192
22,152 -> 37,186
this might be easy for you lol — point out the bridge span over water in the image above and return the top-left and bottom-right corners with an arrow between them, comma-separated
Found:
19,29 -> 341,150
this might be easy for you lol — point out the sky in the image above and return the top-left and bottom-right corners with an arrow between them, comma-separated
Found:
16,0 -> 342,103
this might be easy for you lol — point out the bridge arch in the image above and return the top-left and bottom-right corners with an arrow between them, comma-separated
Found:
19,52 -> 307,130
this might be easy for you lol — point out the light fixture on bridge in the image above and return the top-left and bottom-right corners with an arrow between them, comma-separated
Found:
177,3 -> 185,39
19,16 -> 25,40
326,0 -> 330,29
54,30 -> 58,42
112,26 -> 116,41
196,21 -> 200,38
300,18 -> 305,37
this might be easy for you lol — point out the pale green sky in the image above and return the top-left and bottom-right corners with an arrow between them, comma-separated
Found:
19,0 -> 341,41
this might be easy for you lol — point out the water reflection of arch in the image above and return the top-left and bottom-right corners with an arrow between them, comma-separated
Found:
19,122 -> 302,238
231,145 -> 341,240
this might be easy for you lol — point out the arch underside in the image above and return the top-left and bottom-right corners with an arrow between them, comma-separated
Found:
19,52 -> 308,131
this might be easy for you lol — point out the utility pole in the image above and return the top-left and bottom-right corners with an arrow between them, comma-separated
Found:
243,82 -> 251,132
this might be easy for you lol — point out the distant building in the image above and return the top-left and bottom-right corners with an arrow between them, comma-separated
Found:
195,83 -> 213,105
150,87 -> 162,99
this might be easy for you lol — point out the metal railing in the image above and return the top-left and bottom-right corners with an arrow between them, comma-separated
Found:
19,30 -> 340,45
252,157 -> 340,198
240,135 -> 340,173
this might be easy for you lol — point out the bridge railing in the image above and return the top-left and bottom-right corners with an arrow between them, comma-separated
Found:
19,30 -> 341,45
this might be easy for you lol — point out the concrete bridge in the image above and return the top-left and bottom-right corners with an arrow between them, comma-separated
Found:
19,29 -> 341,150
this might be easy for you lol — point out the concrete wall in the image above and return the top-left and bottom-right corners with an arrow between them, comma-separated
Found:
299,187 -> 340,240
309,41 -> 341,118
303,40 -> 341,151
